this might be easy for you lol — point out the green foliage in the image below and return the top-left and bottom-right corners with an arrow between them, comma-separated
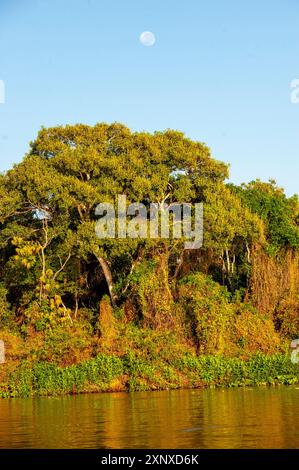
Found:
117,324 -> 192,362
1,352 -> 298,398
132,257 -> 176,329
0,354 -> 124,397
230,180 -> 299,252
233,307 -> 281,355
0,284 -> 12,327
34,322 -> 93,364
0,123 -> 298,398
174,353 -> 299,387
178,273 -> 282,356
0,123 -> 230,312
124,351 -> 183,391
178,273 -> 234,354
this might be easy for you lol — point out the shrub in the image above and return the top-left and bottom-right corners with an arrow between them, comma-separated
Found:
134,257 -> 175,330
35,322 -> 93,365
233,307 -> 281,356
178,273 -> 234,354
276,295 -> 299,338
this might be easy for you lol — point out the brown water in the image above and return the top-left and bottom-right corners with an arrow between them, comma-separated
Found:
0,386 -> 298,448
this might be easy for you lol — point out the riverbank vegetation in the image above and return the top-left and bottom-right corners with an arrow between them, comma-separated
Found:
0,123 -> 298,397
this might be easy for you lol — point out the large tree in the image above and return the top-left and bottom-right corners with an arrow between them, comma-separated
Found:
0,123 -> 263,316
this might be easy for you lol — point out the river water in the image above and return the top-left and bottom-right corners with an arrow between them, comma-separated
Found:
0,386 -> 298,448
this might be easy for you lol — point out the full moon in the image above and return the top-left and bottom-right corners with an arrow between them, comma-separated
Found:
139,31 -> 156,47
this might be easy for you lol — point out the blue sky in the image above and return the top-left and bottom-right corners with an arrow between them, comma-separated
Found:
0,0 -> 298,195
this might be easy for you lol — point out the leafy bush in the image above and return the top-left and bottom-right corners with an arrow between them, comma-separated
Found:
35,322 -> 93,365
233,307 -> 281,355
178,273 -> 283,356
0,354 -> 124,397
178,273 -> 234,354
134,257 -> 176,329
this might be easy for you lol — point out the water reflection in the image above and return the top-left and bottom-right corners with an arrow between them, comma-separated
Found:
0,386 -> 298,448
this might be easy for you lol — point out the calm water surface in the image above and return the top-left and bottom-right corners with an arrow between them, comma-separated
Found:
0,386 -> 298,448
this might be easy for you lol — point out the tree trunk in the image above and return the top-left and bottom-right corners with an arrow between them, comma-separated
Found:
95,255 -> 117,306
173,249 -> 185,280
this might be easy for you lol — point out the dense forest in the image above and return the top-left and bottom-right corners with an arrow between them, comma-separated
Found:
0,123 -> 298,397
